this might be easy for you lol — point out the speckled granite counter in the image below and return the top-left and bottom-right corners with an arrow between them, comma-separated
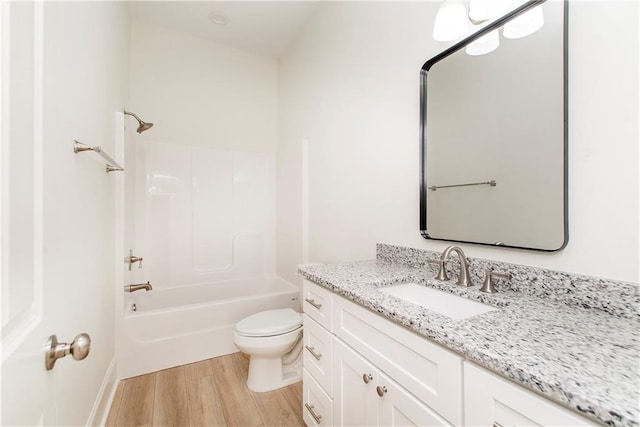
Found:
298,248 -> 640,427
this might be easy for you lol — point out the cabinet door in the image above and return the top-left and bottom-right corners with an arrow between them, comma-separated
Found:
464,362 -> 594,426
378,371 -> 452,427
333,339 -> 378,427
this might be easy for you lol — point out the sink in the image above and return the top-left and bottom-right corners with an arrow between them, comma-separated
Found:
380,283 -> 496,320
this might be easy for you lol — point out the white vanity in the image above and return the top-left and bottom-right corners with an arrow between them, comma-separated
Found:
301,279 -> 597,427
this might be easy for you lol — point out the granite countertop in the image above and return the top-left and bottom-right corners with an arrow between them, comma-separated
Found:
298,259 -> 640,427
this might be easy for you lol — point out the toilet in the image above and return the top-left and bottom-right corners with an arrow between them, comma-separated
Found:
233,308 -> 303,392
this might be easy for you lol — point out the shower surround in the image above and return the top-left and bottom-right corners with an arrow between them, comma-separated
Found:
117,141 -> 296,379
135,141 -> 276,287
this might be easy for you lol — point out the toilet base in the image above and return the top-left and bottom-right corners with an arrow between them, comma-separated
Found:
246,355 -> 302,392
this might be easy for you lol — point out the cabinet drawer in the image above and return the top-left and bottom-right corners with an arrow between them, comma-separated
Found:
303,314 -> 333,396
464,362 -> 594,426
333,294 -> 463,425
303,280 -> 333,331
303,368 -> 333,427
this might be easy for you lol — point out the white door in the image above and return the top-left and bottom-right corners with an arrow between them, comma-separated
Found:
377,371 -> 452,427
1,2 -> 49,424
333,339 -> 378,426
2,1 -> 122,424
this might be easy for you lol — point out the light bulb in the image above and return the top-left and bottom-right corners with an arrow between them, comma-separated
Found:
432,0 -> 469,42
468,0 -> 510,22
504,5 -> 544,39
465,29 -> 500,55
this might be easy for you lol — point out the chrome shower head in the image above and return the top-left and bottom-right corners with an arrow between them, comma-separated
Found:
124,110 -> 154,133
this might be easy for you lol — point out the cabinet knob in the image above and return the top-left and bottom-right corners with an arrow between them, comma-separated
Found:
362,373 -> 373,384
376,385 -> 387,397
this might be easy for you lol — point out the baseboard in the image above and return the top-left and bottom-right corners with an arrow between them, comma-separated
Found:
86,356 -> 118,427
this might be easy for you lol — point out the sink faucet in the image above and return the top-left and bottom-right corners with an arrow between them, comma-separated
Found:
124,281 -> 152,293
436,246 -> 473,287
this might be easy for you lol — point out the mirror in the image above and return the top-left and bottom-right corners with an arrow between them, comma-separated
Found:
420,0 -> 567,251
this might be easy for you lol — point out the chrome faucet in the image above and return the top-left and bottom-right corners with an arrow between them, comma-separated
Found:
124,281 -> 152,293
436,246 -> 473,287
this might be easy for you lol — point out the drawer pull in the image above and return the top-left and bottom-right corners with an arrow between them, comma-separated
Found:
305,403 -> 323,424
376,385 -> 387,397
493,423 -> 503,427
305,298 -> 322,310
362,373 -> 373,384
305,345 -> 322,360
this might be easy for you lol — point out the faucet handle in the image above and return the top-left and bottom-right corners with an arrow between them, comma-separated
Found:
427,259 -> 449,281
125,249 -> 144,271
480,270 -> 510,293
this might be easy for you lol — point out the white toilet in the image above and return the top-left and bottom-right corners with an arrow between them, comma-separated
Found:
233,308 -> 303,392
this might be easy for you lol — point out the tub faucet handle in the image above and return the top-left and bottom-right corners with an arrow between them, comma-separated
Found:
125,249 -> 143,271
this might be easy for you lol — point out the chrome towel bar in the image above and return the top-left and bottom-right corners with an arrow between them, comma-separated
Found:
73,140 -> 123,173
428,179 -> 496,191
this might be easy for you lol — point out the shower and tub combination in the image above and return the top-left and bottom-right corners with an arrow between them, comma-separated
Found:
117,125 -> 301,381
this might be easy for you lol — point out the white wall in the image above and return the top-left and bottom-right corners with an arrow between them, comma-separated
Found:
129,20 -> 278,153
43,2 -> 128,425
277,1 -> 639,284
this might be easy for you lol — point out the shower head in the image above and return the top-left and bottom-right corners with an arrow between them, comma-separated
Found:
124,110 -> 154,133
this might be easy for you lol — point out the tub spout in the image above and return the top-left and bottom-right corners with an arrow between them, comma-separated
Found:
124,281 -> 152,292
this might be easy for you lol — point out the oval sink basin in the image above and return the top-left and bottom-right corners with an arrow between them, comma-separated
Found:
381,283 -> 496,320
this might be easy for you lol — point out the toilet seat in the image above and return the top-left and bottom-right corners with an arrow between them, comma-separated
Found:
235,308 -> 302,337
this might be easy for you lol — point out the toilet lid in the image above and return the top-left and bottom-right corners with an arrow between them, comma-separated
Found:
236,308 -> 302,337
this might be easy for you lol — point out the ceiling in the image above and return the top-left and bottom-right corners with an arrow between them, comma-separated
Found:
128,1 -> 320,59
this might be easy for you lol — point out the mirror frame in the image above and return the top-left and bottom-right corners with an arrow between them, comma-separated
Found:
419,0 -> 568,252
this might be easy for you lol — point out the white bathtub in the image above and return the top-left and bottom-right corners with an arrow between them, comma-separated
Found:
117,276 -> 300,379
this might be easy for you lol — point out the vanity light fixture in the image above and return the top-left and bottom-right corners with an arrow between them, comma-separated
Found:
468,0 -> 510,22
465,28 -> 500,55
503,5 -> 544,38
432,0 -> 545,55
432,0 -> 468,42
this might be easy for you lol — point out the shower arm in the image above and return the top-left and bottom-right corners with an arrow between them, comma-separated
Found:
124,110 -> 142,121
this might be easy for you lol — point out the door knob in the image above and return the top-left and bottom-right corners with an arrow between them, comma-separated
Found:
45,333 -> 91,370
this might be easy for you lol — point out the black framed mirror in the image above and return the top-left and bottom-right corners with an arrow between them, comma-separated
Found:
420,0 -> 568,251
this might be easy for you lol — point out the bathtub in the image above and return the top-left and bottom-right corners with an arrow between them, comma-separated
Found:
117,276 -> 300,379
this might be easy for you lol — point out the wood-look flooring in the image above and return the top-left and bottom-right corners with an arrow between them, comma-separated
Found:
106,352 -> 304,427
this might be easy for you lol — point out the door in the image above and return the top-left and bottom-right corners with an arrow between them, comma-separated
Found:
333,339 -> 378,426
2,1 -> 124,424
377,371 -> 452,427
1,2 -> 49,424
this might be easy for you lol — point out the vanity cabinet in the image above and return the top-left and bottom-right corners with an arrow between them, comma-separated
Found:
302,279 -> 460,426
464,362 -> 594,427
302,279 -> 595,427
